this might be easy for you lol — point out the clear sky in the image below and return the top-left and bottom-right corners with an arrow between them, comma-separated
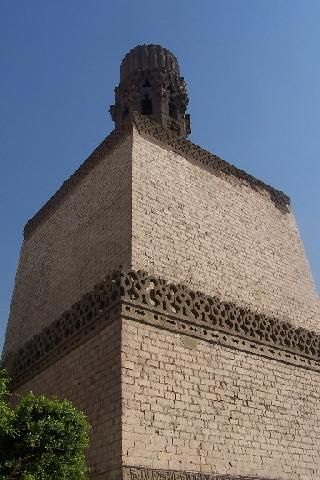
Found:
1,0 -> 319,353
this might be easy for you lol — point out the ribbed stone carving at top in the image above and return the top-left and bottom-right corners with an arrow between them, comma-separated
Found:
120,45 -> 180,80
110,44 -> 191,138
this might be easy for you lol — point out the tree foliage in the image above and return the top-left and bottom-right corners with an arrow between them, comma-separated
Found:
0,369 -> 89,480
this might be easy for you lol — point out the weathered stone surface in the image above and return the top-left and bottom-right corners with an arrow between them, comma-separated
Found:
121,320 -> 320,478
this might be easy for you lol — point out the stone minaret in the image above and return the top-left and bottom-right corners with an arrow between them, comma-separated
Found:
110,45 -> 190,137
3,45 -> 320,480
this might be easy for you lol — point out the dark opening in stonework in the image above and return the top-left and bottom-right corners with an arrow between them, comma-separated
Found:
170,123 -> 180,134
143,79 -> 151,87
122,106 -> 129,118
169,101 -> 178,119
141,95 -> 153,115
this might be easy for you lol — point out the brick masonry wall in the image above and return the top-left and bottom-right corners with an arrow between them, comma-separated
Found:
5,128 -> 319,355
131,130 -> 320,332
14,320 -> 122,479
121,318 -> 320,480
4,136 -> 132,354
4,126 -> 320,480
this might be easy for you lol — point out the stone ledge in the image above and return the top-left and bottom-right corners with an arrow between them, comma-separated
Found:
3,268 -> 320,388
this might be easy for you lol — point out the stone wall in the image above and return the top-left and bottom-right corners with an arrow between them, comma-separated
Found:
4,135 -> 132,354
131,130 -> 319,332
14,319 -> 122,479
121,318 -> 320,480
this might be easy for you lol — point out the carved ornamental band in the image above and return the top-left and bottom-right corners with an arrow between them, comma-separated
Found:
131,114 -> 290,212
122,466 -> 273,480
24,113 -> 290,241
3,268 -> 320,386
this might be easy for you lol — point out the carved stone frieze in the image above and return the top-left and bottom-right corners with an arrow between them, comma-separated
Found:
132,114 -> 290,212
122,466 -> 274,480
23,111 -> 289,240
4,270 -> 123,386
121,270 -> 320,370
3,268 -> 320,387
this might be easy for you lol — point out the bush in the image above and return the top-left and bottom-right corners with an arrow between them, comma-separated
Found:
0,369 -> 89,480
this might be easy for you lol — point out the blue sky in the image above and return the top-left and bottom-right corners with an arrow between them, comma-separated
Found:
1,0 -> 319,352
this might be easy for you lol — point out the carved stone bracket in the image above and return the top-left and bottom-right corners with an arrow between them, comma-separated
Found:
3,268 -> 320,388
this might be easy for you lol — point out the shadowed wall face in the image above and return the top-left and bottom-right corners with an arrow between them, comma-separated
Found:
4,136 -> 132,354
14,320 -> 122,479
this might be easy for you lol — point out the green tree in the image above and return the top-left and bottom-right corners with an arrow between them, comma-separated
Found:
0,369 -> 89,480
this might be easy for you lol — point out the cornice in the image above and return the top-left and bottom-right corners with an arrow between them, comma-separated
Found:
132,113 -> 290,213
3,268 -> 320,389
24,113 -> 290,241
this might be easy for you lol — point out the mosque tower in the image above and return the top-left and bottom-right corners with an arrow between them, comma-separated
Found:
3,45 -> 320,480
